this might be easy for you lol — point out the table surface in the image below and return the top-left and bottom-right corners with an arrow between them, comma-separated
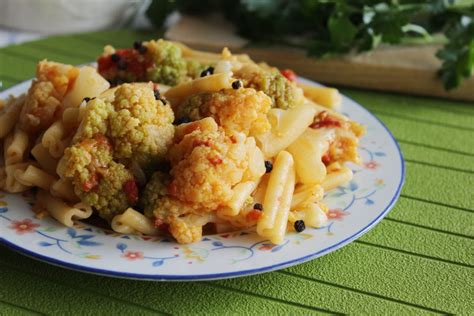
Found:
0,30 -> 473,315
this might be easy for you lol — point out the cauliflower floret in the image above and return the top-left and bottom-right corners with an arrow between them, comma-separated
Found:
108,83 -> 175,169
177,88 -> 271,136
73,98 -> 112,142
62,134 -> 136,220
167,118 -> 248,209
140,171 -> 170,217
97,40 -> 209,86
168,217 -> 202,244
61,83 -> 175,220
235,64 -> 304,110
19,60 -> 79,133
145,40 -> 189,86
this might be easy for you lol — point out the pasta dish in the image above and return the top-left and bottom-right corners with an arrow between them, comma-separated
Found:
0,40 -> 364,244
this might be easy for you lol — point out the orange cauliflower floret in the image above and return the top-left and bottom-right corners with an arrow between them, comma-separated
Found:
140,118 -> 265,244
168,117 -> 248,209
177,88 -> 271,136
108,83 -> 175,169
19,60 -> 79,133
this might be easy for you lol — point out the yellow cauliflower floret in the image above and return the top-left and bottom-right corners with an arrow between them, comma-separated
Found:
73,98 -> 112,142
19,60 -> 79,133
108,83 -> 175,168
178,88 -> 271,136
168,118 -> 248,209
168,217 -> 202,244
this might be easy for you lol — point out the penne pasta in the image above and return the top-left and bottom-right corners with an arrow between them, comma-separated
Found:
287,128 -> 334,184
298,82 -> 341,109
164,72 -> 233,105
257,151 -> 294,238
42,120 -> 66,155
5,162 -> 34,193
269,159 -> 295,244
31,143 -> 59,174
50,178 -> 78,202
111,208 -> 159,235
49,134 -> 73,159
321,166 -> 353,191
291,184 -> 324,210
5,128 -> 29,165
219,181 -> 258,216
37,190 -> 92,227
0,94 -> 25,139
14,165 -> 57,190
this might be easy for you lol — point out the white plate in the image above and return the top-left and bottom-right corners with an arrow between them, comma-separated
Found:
0,77 -> 404,281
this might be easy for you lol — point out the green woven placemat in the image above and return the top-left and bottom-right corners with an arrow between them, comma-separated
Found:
0,30 -> 473,315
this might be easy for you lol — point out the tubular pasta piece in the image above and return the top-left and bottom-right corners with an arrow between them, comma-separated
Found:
42,121 -> 66,155
257,151 -> 294,237
256,103 -> 317,158
298,82 -> 341,109
219,181 -> 258,217
321,166 -> 353,191
164,72 -> 232,105
14,165 -> 57,190
287,128 -> 334,184
111,208 -> 158,235
5,128 -> 29,165
62,107 -> 80,127
37,190 -> 92,227
50,178 -> 78,202
5,162 -> 31,193
291,184 -> 324,210
268,160 -> 295,244
0,94 -> 25,139
49,134 -> 73,159
31,143 -> 59,175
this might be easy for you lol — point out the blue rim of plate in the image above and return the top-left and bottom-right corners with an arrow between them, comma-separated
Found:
0,80 -> 405,281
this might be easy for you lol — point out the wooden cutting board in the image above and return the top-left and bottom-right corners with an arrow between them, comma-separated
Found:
166,14 -> 474,102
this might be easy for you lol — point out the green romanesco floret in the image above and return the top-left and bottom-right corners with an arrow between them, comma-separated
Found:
145,40 -> 209,86
145,40 -> 188,86
62,135 -> 135,220
108,83 -> 175,169
140,171 -> 170,217
235,65 -> 304,109
73,98 -> 112,142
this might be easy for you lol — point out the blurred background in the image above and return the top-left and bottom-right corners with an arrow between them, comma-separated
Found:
0,0 -> 472,100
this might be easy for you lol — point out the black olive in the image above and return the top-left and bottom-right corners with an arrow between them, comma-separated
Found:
253,203 -> 263,211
